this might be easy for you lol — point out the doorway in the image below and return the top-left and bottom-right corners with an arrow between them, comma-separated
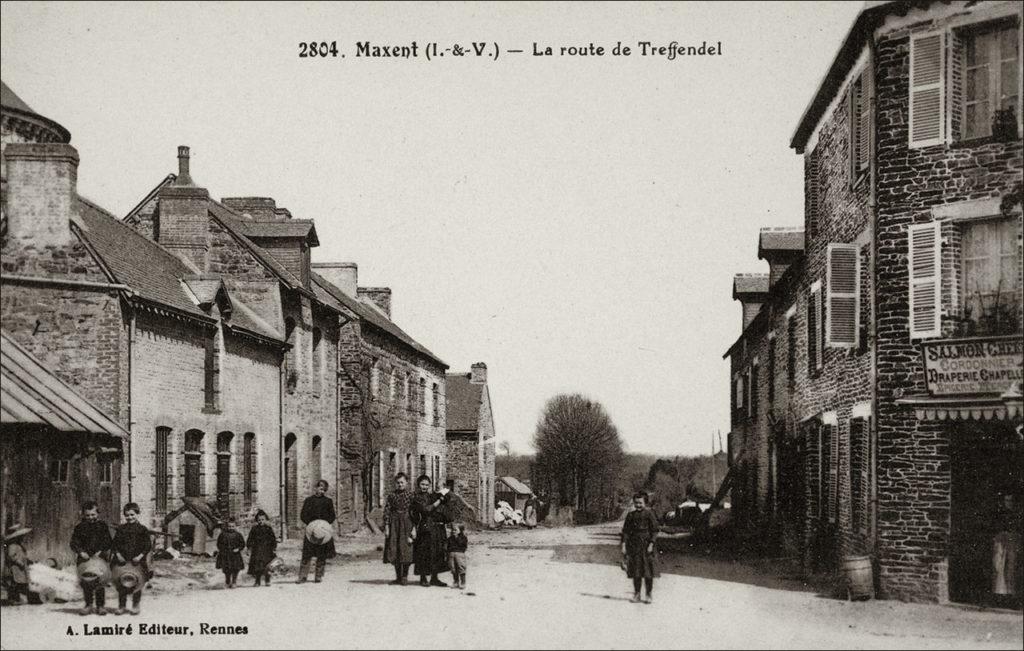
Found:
284,433 -> 298,532
950,422 -> 1023,608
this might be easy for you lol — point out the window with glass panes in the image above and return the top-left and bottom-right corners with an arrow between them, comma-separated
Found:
963,23 -> 1020,140
961,218 -> 1022,328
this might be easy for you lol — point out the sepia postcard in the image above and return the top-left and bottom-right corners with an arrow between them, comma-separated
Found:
0,1 -> 1022,649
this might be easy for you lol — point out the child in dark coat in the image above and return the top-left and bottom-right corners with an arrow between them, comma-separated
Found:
246,510 -> 277,587
111,502 -> 152,615
448,523 -> 469,590
621,491 -> 659,604
216,517 -> 245,588
70,500 -> 113,615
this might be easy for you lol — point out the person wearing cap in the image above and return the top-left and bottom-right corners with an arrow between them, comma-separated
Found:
298,479 -> 336,583
2,523 -> 34,605
70,501 -> 113,615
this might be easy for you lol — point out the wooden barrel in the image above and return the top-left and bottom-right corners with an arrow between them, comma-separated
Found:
841,555 -> 874,600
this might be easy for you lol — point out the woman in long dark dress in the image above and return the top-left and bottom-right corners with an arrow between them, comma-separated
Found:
621,491 -> 659,604
216,517 -> 246,588
246,509 -> 277,587
383,473 -> 414,585
410,474 -> 450,587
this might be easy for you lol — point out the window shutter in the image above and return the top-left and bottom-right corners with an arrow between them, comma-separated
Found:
909,31 -> 946,147
908,222 -> 942,338
827,244 -> 860,347
828,424 -> 838,524
858,70 -> 871,171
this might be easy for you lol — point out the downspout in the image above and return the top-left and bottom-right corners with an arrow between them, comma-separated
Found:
867,29 -> 880,559
279,349 -> 286,540
128,307 -> 137,505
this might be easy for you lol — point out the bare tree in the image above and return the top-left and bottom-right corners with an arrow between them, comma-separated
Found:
532,394 -> 624,518
499,440 -> 511,457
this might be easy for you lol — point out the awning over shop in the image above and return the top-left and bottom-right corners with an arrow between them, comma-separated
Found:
896,394 -> 1024,422
0,330 -> 128,438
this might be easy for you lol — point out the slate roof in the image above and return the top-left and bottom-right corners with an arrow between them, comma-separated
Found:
238,219 -> 319,246
758,228 -> 804,258
497,477 -> 532,496
0,330 -> 128,438
1,79 -> 71,142
77,197 -> 282,342
445,373 -> 483,432
732,273 -> 770,298
311,271 -> 447,368
75,197 -> 208,318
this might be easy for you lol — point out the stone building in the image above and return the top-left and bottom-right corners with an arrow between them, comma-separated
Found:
1,80 -> 452,545
311,262 -> 448,528
725,0 -> 1023,607
445,363 -> 497,524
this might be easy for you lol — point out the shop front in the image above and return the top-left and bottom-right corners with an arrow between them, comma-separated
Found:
900,336 -> 1023,608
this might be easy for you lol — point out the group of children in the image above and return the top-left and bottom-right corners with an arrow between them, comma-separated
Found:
69,501 -> 152,615
69,503 -> 280,616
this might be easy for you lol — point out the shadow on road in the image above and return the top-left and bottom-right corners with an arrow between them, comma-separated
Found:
496,525 -> 832,597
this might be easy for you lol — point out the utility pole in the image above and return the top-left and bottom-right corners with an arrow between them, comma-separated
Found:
711,430 -> 716,490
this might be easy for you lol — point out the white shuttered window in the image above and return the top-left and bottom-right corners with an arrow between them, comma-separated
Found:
908,222 -> 942,339
910,31 -> 946,147
827,244 -> 861,348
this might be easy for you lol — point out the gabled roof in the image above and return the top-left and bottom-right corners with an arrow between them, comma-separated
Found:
75,197 -> 208,318
311,271 -> 447,368
445,373 -> 484,431
1,330 -> 128,438
497,477 -> 532,495
790,1 -> 901,152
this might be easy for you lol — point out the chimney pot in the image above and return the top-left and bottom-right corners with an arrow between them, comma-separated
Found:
176,145 -> 193,185
470,362 -> 488,384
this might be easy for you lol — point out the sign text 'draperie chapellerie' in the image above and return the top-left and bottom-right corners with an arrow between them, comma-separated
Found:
922,337 -> 1024,396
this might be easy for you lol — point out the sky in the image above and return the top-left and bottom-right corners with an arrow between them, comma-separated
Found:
1,1 -> 864,457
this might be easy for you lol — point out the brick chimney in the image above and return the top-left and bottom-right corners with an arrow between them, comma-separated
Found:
3,143 -> 78,247
732,273 -> 769,330
312,262 -> 358,296
357,287 -> 391,319
156,146 -> 210,270
470,362 -> 487,384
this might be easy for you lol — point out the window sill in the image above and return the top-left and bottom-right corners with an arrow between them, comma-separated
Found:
948,133 -> 1022,149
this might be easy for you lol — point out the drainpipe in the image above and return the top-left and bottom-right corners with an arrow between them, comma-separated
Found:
279,350 -> 286,540
867,32 -> 880,559
128,308 -> 137,505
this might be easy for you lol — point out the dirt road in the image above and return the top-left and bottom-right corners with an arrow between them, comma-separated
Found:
2,523 -> 1021,650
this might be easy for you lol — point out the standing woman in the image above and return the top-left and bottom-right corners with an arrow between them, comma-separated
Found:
523,495 -> 539,529
621,491 -> 659,604
410,474 -> 450,587
383,473 -> 414,585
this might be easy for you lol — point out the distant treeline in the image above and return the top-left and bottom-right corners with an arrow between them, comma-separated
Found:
495,450 -> 728,519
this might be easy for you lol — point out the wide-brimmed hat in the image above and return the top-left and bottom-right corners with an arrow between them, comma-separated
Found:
4,524 -> 32,541
305,519 -> 334,545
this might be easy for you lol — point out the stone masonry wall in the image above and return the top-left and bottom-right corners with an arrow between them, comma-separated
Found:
873,15 -> 1023,602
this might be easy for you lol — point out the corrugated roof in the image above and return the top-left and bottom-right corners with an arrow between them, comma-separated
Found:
311,271 -> 447,368
445,373 -> 483,431
1,330 -> 128,438
497,477 -> 532,495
